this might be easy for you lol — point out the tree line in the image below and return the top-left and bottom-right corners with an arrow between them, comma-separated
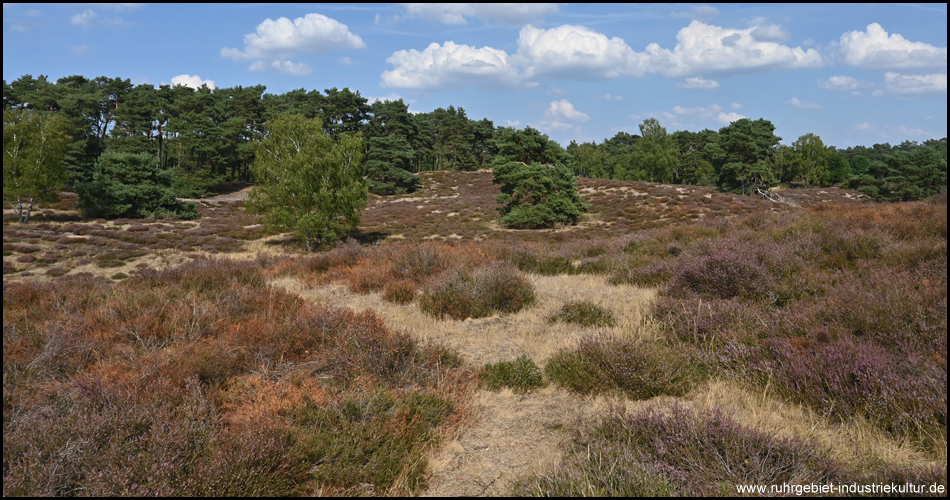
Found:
4,73 -> 947,224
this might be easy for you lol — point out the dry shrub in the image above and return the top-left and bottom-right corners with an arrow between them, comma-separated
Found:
335,241 -> 491,295
666,250 -> 775,301
419,262 -> 535,320
382,279 -> 418,304
512,402 -> 848,497
3,255 -> 473,496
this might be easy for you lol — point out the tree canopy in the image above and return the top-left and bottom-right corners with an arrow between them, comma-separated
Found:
492,127 -> 588,229
3,108 -> 70,223
246,114 -> 366,251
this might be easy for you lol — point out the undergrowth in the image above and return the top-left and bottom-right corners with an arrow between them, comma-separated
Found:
482,355 -> 547,394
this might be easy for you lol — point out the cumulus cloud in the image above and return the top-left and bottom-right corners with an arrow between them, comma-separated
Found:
818,75 -> 874,90
834,23 -> 947,70
677,76 -> 720,89
381,20 -> 824,89
380,41 -> 522,90
547,99 -> 590,122
71,9 -> 96,28
787,97 -> 822,109
882,72 -> 947,95
399,3 -> 562,26
654,20 -> 823,77
171,74 -> 215,90
248,60 -> 313,75
221,13 -> 364,61
516,24 -> 647,80
670,4 -> 720,21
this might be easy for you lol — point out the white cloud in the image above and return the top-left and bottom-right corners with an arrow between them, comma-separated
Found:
505,120 -> 521,127
248,60 -> 313,75
882,72 -> 947,95
668,104 -> 743,124
672,103 -> 722,120
787,97 -> 822,109
669,103 -> 743,124
599,93 -> 623,100
834,23 -> 947,70
171,74 -> 215,90
547,99 -> 590,122
221,13 -> 365,61
338,56 -> 353,65
516,24 -> 646,80
381,41 -> 522,90
818,75 -> 874,90
654,21 -> 823,77
731,102 -> 742,109
670,4 -> 720,21
677,76 -> 719,89
855,122 -> 874,131
399,3 -> 562,26
71,9 -> 96,28
381,20 -> 825,89
718,112 -> 746,123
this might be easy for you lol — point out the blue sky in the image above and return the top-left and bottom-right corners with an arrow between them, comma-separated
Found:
3,3 -> 947,149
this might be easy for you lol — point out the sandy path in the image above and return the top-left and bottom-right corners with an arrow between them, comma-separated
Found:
271,274 -> 656,496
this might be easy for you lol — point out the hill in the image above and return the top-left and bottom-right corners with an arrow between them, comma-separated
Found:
3,173 -> 945,496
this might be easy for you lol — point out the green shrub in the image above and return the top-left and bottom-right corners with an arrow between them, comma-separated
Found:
548,301 -> 616,327
75,151 -> 198,220
545,336 -> 697,399
482,355 -> 546,393
419,263 -> 535,320
490,126 -> 575,225
298,390 -> 452,494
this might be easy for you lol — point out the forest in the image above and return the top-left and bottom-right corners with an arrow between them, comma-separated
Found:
4,73 -> 947,219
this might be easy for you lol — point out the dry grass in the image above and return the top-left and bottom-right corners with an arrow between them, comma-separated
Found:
683,380 -> 947,473
271,273 -> 654,368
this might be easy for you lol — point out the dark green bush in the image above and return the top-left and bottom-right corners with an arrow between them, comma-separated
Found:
493,161 -> 589,229
75,151 -> 198,220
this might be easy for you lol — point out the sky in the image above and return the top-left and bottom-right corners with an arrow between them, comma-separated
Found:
3,3 -> 947,149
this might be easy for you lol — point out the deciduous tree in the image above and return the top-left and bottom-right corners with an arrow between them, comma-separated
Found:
247,115 -> 366,251
3,108 -> 70,223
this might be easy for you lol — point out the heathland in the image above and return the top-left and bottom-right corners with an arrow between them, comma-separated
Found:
3,170 -> 946,496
